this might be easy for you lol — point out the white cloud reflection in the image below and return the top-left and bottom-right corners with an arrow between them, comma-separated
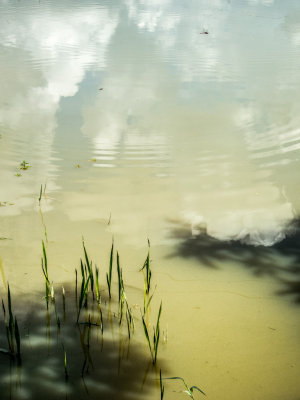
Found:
0,3 -> 119,215
0,0 -> 299,245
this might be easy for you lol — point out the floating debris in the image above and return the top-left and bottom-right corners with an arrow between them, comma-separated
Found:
19,160 -> 30,170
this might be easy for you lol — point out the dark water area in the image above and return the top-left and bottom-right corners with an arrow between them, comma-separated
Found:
169,217 -> 300,304
0,286 -> 161,400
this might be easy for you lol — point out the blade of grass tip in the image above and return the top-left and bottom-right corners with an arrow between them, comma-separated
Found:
190,386 -> 206,396
165,377 -> 191,394
83,240 -> 94,296
108,239 -> 114,298
39,184 -> 42,203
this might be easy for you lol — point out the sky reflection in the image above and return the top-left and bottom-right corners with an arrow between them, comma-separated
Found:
0,0 -> 299,244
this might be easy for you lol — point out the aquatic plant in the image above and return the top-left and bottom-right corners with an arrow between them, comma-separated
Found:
160,369 -> 165,399
140,239 -> 151,294
19,160 -> 30,170
77,274 -> 90,323
95,266 -> 101,304
106,239 -> 114,298
39,185 -> 42,204
41,240 -> 50,309
82,240 -> 94,298
142,301 -> 162,365
1,284 -> 21,359
62,285 -> 66,315
143,284 -> 155,316
64,350 -> 68,380
165,377 -> 206,398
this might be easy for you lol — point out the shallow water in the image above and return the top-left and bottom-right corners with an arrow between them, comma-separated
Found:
0,0 -> 300,399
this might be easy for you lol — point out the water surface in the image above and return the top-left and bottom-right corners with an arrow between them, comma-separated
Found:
0,1 -> 300,399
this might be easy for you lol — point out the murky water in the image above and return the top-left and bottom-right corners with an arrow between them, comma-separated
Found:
1,0 -> 300,399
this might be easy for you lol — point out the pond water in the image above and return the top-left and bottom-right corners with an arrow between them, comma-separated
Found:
0,0 -> 300,399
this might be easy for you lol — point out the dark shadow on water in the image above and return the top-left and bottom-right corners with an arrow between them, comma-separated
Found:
0,287 -> 164,400
167,218 -> 300,304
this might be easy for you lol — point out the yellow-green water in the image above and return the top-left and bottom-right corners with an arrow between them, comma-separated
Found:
0,0 -> 300,399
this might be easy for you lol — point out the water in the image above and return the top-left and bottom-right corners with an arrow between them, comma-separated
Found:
0,0 -> 300,399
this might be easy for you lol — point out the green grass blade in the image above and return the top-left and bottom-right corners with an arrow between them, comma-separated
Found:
77,275 -> 90,322
42,240 -> 48,275
39,184 -> 42,203
107,240 -> 114,298
142,316 -> 153,363
190,386 -> 206,396
14,317 -> 21,358
95,266 -> 101,304
83,240 -> 94,294
160,369 -> 164,400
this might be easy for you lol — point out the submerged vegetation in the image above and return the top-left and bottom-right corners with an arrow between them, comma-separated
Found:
0,189 -> 205,399
165,376 -> 206,398
1,284 -> 21,361
0,232 -> 206,399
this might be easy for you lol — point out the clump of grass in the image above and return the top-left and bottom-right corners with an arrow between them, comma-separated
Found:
142,301 -> 162,365
140,239 -> 151,294
165,377 -> 206,398
1,284 -> 21,360
106,240 -> 114,299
